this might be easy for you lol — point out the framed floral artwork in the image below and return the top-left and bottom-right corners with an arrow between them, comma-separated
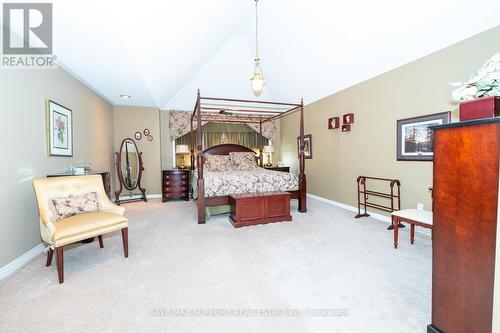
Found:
46,100 -> 73,156
396,111 -> 451,161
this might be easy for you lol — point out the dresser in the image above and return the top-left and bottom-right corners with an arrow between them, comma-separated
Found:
428,117 -> 500,333
162,170 -> 189,202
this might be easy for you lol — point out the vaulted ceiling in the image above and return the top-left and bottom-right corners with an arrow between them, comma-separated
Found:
15,1 -> 500,109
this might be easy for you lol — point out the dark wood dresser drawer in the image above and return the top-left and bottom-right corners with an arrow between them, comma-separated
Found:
162,170 -> 189,202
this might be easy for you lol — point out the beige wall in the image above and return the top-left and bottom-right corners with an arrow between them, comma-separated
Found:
160,110 -> 175,170
281,25 -> 500,213
113,106 -> 162,195
0,68 -> 114,268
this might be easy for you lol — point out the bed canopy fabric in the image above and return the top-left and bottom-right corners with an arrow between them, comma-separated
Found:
169,110 -> 277,141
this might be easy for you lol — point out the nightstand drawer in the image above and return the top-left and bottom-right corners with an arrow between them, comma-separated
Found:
163,180 -> 188,186
163,192 -> 187,199
163,174 -> 188,180
164,186 -> 187,193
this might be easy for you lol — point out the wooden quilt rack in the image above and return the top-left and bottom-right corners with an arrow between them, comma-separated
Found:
355,176 -> 403,230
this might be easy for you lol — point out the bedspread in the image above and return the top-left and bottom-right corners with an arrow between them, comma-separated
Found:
194,168 -> 299,197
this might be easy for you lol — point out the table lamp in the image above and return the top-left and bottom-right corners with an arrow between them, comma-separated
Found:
262,145 -> 274,167
175,144 -> 190,169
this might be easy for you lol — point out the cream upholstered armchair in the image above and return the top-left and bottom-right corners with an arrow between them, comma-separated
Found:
32,175 -> 128,284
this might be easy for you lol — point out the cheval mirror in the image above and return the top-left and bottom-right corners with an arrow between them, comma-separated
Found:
115,138 -> 147,205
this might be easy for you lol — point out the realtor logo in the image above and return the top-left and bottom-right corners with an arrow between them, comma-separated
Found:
3,3 -> 53,55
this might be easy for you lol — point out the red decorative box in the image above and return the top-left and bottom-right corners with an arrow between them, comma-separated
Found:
459,96 -> 500,121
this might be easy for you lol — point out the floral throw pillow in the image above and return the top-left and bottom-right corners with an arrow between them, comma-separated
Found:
229,152 -> 258,171
51,192 -> 101,221
204,154 -> 232,172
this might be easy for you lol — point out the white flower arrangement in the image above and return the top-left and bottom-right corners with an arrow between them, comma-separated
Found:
450,53 -> 500,101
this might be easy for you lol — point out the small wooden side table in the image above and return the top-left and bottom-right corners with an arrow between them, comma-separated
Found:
391,209 -> 433,249
263,166 -> 290,173
162,169 -> 189,202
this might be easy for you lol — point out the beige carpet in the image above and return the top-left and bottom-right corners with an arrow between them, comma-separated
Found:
0,198 -> 431,333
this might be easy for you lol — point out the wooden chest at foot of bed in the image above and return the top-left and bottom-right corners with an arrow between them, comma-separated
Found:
229,191 -> 292,228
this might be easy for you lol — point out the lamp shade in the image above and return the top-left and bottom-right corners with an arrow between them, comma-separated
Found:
175,144 -> 189,154
262,145 -> 274,153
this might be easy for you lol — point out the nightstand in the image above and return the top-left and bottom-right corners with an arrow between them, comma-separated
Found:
264,166 -> 290,173
162,170 -> 189,202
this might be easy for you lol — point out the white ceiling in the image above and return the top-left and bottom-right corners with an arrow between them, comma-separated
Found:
4,1 -> 500,109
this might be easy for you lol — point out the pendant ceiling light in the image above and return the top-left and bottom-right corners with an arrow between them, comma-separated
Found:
251,0 -> 265,97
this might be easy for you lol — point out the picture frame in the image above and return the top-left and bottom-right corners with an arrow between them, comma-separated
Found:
397,111 -> 451,161
143,128 -> 150,136
328,117 -> 340,129
297,134 -> 312,159
343,113 -> 354,124
46,100 -> 73,157
134,131 -> 142,140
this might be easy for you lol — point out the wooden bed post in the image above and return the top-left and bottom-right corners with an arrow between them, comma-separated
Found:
196,89 -> 206,224
298,98 -> 307,212
190,116 -> 195,170
259,117 -> 263,167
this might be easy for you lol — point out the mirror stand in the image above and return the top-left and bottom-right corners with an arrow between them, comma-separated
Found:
115,138 -> 147,205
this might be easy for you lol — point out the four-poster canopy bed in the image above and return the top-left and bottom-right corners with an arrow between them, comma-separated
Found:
190,90 -> 307,224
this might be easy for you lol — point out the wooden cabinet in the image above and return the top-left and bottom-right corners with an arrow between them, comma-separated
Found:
428,118 -> 500,333
264,166 -> 290,173
162,170 -> 189,202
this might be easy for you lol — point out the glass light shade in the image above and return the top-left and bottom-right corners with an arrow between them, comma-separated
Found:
251,59 -> 265,96
262,145 -> 274,153
175,144 -> 189,154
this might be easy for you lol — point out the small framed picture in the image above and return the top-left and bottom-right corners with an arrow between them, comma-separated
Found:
343,113 -> 354,124
342,124 -> 351,132
328,117 -> 340,129
297,134 -> 312,159
134,132 -> 142,140
397,111 -> 451,161
143,128 -> 150,136
147,135 -> 153,142
46,100 -> 73,157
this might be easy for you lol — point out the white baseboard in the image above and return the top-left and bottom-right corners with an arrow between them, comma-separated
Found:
307,193 -> 392,223
118,193 -> 162,200
0,243 -> 45,281
307,193 -> 432,236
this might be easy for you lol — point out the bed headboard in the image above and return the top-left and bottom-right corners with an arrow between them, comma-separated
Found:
203,144 -> 256,156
